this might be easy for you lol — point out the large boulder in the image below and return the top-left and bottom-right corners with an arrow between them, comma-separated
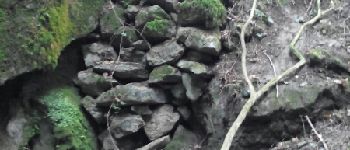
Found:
149,65 -> 182,85
74,69 -> 118,97
82,43 -> 117,67
0,0 -> 104,85
177,0 -> 226,29
96,82 -> 168,106
144,105 -> 180,140
146,40 -> 185,67
109,114 -> 145,138
93,61 -> 149,81
177,27 -> 222,56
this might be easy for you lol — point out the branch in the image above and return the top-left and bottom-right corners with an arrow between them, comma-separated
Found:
305,115 -> 329,150
220,0 -> 334,149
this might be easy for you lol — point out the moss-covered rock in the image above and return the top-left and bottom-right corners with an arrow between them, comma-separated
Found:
178,0 -> 226,29
307,48 -> 349,73
0,0 -> 104,85
149,65 -> 181,84
39,87 -> 96,150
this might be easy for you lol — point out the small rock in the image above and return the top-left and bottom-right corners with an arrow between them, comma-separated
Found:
125,5 -> 140,21
170,83 -> 188,105
145,0 -> 178,12
109,114 -> 145,138
136,135 -> 171,150
177,27 -> 221,56
81,96 -> 105,124
181,73 -> 204,102
119,47 -> 146,63
74,69 -> 118,97
177,106 -> 191,120
82,43 -> 117,67
149,65 -> 182,85
177,60 -> 212,78
131,106 -> 153,115
145,105 -> 180,140
164,126 -> 200,150
183,50 -> 218,64
146,40 -> 185,67
132,40 -> 150,52
93,61 -> 148,81
96,82 -> 167,106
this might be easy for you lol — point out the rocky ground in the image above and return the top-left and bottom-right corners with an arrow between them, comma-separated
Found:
0,0 -> 349,150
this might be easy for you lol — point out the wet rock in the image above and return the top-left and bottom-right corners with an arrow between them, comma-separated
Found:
177,60 -> 212,78
145,105 -> 180,140
177,27 -> 222,56
74,69 -> 118,97
145,0 -> 178,12
170,83 -> 188,105
98,130 -> 120,150
164,126 -> 200,150
119,47 -> 146,63
146,40 -> 185,67
131,106 -> 153,115
149,65 -> 182,85
177,0 -> 226,29
109,114 -> 145,138
96,83 -> 167,106
132,40 -> 150,52
136,135 -> 171,150
81,96 -> 105,124
82,43 -> 117,67
93,61 -> 148,81
135,5 -> 171,27
177,106 -> 191,120
181,73 -> 205,101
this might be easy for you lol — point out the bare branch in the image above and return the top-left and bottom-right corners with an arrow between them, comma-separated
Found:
305,115 -> 329,150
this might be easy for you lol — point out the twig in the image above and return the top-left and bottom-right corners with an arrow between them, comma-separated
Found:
305,115 -> 329,150
262,51 -> 278,98
220,0 -> 334,149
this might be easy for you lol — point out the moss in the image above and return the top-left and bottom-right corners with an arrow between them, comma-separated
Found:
40,87 -> 96,150
145,18 -> 170,34
309,48 -> 327,60
179,0 -> 226,28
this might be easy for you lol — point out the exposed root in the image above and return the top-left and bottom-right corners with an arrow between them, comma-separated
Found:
220,0 -> 334,149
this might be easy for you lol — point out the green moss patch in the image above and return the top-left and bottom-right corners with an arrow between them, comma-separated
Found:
40,87 -> 96,150
145,18 -> 170,34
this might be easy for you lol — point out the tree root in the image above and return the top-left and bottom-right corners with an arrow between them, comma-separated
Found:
220,0 -> 334,149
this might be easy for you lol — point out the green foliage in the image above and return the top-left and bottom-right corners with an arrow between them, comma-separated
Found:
179,0 -> 226,27
145,18 -> 170,33
40,87 -> 96,150
22,0 -> 74,67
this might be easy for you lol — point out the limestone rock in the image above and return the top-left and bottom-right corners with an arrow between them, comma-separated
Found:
109,114 -> 145,138
146,40 -> 185,67
93,61 -> 148,81
82,43 -> 117,67
149,65 -> 182,85
177,27 -> 222,56
145,105 -> 180,140
74,69 -> 118,97
96,83 -> 167,106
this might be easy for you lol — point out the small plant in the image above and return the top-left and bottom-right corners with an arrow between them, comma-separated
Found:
145,18 -> 170,34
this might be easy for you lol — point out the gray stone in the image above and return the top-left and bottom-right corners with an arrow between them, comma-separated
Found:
119,47 -> 146,63
96,82 -> 167,106
149,65 -> 182,85
98,131 -> 120,150
93,61 -> 148,81
145,0 -> 178,12
110,26 -> 139,48
142,19 -> 176,43
145,105 -> 180,140
183,50 -> 218,64
181,73 -> 204,102
110,114 -> 145,138
146,40 -> 185,67
135,5 -> 171,27
177,27 -> 222,56
82,43 -> 117,67
136,135 -> 171,150
81,96 -> 105,124
74,69 -> 118,97
131,106 -> 153,115
125,5 -> 140,21
177,60 -> 212,78
164,126 -> 200,150
100,5 -> 124,35
170,84 -> 188,105
132,40 -> 150,52
177,106 -> 191,120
